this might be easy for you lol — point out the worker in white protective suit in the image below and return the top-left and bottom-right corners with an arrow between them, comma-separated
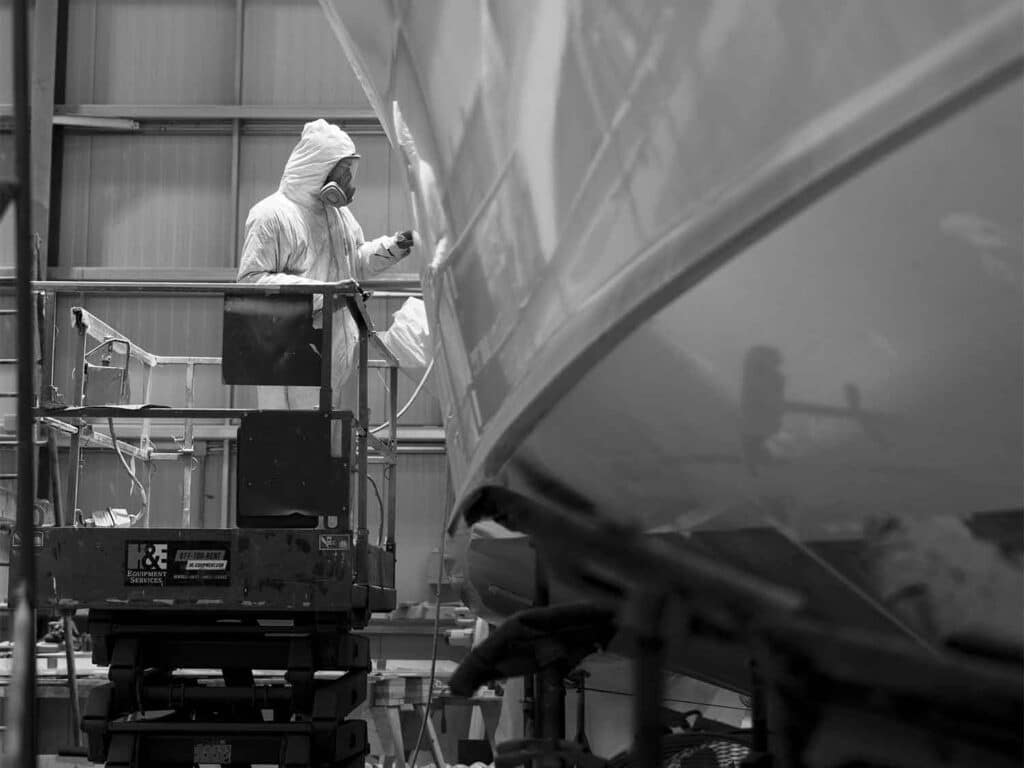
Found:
238,119 -> 416,412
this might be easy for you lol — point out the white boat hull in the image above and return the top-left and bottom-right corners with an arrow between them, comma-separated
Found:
320,0 -> 1023,647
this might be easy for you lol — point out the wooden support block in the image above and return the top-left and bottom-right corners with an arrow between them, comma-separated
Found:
371,675 -> 407,707
403,676 -> 431,705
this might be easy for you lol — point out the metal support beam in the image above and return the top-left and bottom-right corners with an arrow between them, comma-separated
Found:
181,362 -> 196,528
631,593 -> 668,768
226,0 -> 243,538
385,365 -> 398,553
41,267 -> 422,291
355,326 -> 370,583
11,1 -> 38,765
30,0 -> 60,274
64,316 -> 87,522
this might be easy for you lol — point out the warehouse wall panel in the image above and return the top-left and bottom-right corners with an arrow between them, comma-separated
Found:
235,133 -> 291,257
66,0 -> 236,104
60,134 -> 233,268
0,2 -> 17,105
242,0 -> 368,108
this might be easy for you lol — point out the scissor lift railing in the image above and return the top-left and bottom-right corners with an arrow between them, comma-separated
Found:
37,305 -> 221,529
31,279 -> 401,575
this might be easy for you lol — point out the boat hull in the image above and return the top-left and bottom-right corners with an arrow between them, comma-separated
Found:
320,0 -> 1024,651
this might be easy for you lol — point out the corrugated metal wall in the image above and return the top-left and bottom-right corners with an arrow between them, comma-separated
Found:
60,135 -> 235,268
37,0 -> 446,603
241,0 -> 367,106
0,2 -> 12,108
0,0 -> 15,264
66,1 -> 237,105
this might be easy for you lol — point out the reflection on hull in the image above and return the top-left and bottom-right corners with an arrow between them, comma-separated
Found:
321,0 -> 1024,678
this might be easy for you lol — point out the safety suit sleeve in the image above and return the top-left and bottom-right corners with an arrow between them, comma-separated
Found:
238,210 -> 326,309
350,214 -> 413,278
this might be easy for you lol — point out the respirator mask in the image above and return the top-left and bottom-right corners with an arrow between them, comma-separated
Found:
319,156 -> 358,208
319,181 -> 353,207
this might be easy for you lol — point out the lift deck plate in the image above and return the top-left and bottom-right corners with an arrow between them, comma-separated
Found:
31,527 -> 391,612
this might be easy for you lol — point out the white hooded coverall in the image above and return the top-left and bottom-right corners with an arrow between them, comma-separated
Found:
238,119 -> 409,410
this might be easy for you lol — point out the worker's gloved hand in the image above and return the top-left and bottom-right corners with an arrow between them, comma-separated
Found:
395,230 -> 415,252
384,230 -> 416,262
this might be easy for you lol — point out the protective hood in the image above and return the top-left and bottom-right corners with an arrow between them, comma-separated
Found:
279,119 -> 359,206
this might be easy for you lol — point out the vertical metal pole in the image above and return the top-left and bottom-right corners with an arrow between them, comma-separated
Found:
228,0 -> 245,262
385,365 -> 398,553
355,320 -> 369,583
64,312 -> 87,524
40,291 -> 57,405
633,595 -> 667,768
750,658 -> 769,756
140,364 -> 154,529
224,0 -> 244,531
12,0 -> 38,763
39,293 -> 64,525
340,412 -> 352,533
30,0 -> 59,276
319,292 -> 333,414
320,291 -> 334,530
219,439 -> 231,528
533,557 -> 565,767
181,362 -> 196,528
139,364 -> 154,452
62,608 -> 82,748
45,428 -> 63,527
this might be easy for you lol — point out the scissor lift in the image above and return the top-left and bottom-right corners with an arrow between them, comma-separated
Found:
27,280 -> 402,768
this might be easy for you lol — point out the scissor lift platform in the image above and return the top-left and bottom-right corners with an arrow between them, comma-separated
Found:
33,528 -> 394,768
19,284 -> 408,767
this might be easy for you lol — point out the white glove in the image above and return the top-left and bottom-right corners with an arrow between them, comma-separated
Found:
385,229 -> 416,261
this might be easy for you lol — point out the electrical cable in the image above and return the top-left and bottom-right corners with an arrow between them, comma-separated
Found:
408,463 -> 452,763
370,358 -> 435,435
107,418 -> 148,523
366,471 -> 385,546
